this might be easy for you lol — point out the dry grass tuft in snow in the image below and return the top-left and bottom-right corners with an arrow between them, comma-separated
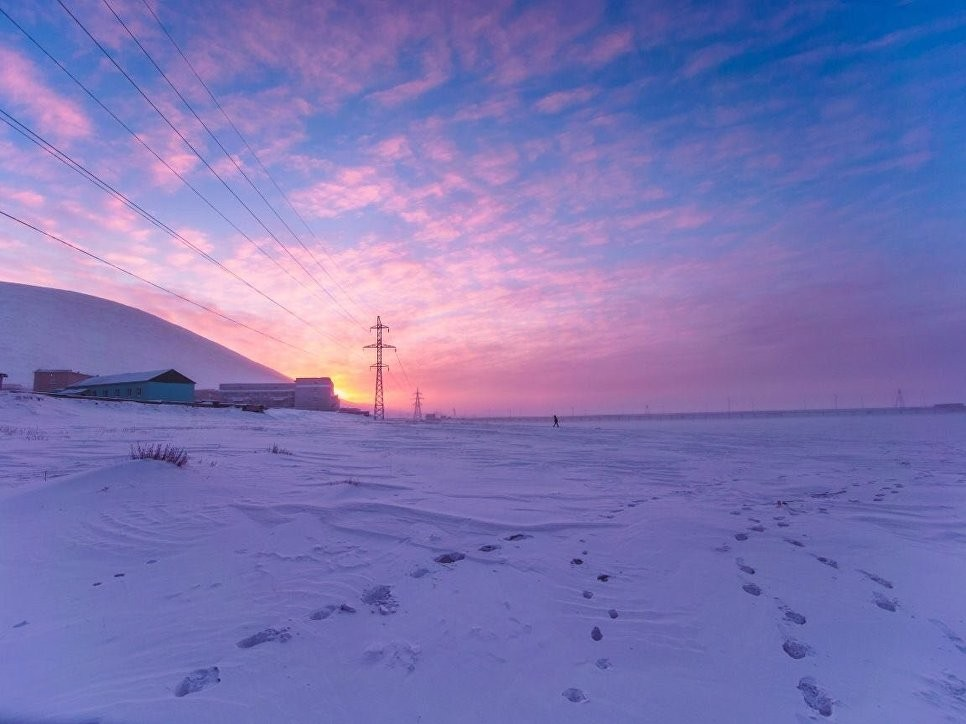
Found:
130,443 -> 189,467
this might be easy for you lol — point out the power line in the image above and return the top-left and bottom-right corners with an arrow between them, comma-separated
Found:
0,5 -> 357,350
100,0 -> 365,331
392,347 -> 414,389
138,0 -> 371,324
54,0 -> 350,317
0,105 -> 346,348
0,208 -> 311,354
1,9 -> 302,294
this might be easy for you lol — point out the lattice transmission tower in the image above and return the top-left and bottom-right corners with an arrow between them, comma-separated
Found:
413,388 -> 423,421
364,316 -> 395,420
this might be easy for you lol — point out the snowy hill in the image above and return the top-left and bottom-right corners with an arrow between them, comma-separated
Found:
0,281 -> 288,389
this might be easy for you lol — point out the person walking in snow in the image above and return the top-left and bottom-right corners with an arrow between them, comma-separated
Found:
553,414 -> 560,427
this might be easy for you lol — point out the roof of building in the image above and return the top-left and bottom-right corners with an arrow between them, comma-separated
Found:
65,369 -> 195,388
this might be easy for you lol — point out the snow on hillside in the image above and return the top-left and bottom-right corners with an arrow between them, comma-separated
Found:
2,393 -> 966,723
0,281 -> 288,389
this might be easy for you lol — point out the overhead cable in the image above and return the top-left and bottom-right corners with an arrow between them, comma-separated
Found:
0,208 -> 312,354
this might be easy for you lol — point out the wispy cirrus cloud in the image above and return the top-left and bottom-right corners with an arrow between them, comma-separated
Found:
0,47 -> 92,142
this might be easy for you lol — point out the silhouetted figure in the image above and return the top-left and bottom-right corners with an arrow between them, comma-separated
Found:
553,415 -> 560,427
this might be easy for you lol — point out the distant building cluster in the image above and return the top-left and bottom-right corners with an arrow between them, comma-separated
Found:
206,378 -> 339,411
24,368 -> 340,411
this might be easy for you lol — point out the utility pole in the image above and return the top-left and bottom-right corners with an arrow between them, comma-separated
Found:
413,388 -> 423,421
895,388 -> 905,410
0,373 -> 7,391
364,316 -> 395,420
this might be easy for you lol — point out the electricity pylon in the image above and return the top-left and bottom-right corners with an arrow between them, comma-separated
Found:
413,388 -> 423,421
364,316 -> 395,420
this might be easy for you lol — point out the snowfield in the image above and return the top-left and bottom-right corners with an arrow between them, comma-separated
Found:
2,393 -> 966,723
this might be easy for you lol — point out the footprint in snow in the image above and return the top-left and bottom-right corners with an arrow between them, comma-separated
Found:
749,525 -> 766,533
930,619 -> 966,655
784,538 -> 805,548
815,556 -> 839,569
13,620 -> 28,628
562,687 -> 588,703
504,533 -> 531,541
783,639 -> 810,659
174,666 -> 220,697
734,533 -> 748,541
591,626 -> 603,641
479,544 -> 500,552
237,627 -> 291,648
362,585 -> 399,615
363,642 -> 419,673
595,658 -> 612,670
798,677 -> 833,717
783,610 -> 807,625
310,603 -> 356,620
873,592 -> 898,612
742,582 -> 762,596
859,569 -> 893,589
435,552 -> 465,564
597,574 -> 611,582
582,590 -> 594,599
736,558 -> 755,575
608,609 -> 619,619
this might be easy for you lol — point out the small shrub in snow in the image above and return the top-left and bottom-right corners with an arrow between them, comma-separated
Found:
269,443 -> 292,455
131,443 -> 188,467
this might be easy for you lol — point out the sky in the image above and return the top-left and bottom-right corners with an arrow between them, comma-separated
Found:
0,0 -> 963,416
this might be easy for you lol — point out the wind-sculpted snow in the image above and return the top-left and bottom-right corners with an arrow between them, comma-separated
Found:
1,393 -> 966,722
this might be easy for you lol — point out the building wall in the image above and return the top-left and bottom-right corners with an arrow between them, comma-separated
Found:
80,382 -> 194,402
294,377 -> 339,411
218,383 -> 295,408
34,369 -> 91,393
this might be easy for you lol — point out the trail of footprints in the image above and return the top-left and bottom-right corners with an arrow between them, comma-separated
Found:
721,500 -> 910,718
170,529 -> 603,700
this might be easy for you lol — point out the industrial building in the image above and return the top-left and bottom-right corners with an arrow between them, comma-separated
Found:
34,369 -> 92,393
62,369 -> 196,402
217,377 -> 339,411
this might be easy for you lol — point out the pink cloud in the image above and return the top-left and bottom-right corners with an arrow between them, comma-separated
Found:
583,28 -> 635,66
681,42 -> 748,78
452,95 -> 519,123
0,47 -> 92,142
368,49 -> 450,107
534,86 -> 598,114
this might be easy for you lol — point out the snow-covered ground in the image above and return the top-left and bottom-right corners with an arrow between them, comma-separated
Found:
2,393 -> 965,723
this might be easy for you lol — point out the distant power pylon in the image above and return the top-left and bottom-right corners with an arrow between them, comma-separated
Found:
895,388 -> 905,409
413,388 -> 423,421
364,316 -> 395,420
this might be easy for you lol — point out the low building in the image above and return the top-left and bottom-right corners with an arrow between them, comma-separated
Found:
34,369 -> 92,393
217,382 -> 295,408
217,377 -> 339,411
63,369 -> 195,402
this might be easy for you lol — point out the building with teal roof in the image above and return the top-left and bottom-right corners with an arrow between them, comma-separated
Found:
62,369 -> 195,403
